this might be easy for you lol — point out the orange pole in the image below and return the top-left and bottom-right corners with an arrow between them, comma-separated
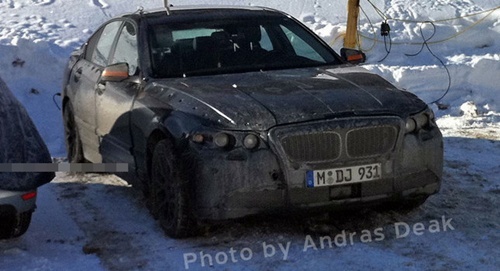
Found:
344,0 -> 360,49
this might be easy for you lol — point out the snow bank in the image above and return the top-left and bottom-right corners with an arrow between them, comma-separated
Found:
0,40 -> 67,156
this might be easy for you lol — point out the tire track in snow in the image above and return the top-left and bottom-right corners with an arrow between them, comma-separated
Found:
52,173 -> 157,270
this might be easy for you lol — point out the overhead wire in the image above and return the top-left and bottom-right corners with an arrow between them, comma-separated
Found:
365,1 -> 500,23
358,4 -> 377,52
361,1 -> 500,45
405,21 -> 452,105
332,2 -> 499,48
358,1 -> 499,105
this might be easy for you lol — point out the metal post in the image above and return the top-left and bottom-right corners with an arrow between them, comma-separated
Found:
344,0 -> 360,49
164,0 -> 171,15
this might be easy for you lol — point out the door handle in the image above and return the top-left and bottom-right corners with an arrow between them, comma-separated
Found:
96,82 -> 106,95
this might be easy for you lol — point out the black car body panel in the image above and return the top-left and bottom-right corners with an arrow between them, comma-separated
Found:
62,6 -> 443,223
0,76 -> 54,191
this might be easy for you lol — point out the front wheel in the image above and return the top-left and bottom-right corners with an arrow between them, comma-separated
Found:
150,139 -> 195,238
385,196 -> 429,212
63,103 -> 85,163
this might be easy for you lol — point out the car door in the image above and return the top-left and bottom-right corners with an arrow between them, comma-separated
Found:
95,21 -> 140,165
71,20 -> 122,162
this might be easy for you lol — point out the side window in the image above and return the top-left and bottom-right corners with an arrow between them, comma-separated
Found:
84,30 -> 101,61
111,22 -> 139,75
91,21 -> 122,67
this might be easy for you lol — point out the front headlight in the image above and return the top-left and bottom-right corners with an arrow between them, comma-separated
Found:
214,132 -> 232,148
405,118 -> 416,133
190,130 -> 265,150
405,107 -> 436,134
243,134 -> 259,149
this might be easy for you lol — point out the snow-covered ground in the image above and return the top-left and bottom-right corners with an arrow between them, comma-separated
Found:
1,0 -> 499,270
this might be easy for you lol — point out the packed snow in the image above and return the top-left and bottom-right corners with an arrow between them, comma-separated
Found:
0,0 -> 499,270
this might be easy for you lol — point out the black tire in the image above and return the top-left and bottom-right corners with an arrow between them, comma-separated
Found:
13,211 -> 33,238
0,211 -> 32,239
388,196 -> 429,212
400,196 -> 428,209
63,103 -> 85,163
150,139 -> 195,238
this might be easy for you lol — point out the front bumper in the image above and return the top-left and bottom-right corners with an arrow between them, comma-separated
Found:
191,117 -> 443,220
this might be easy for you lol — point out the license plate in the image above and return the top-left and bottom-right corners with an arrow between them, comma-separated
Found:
306,163 -> 382,188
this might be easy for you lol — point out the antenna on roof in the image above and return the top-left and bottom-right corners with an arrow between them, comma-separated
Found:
164,0 -> 171,15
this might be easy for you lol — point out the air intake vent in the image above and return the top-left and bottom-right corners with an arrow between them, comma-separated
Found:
346,126 -> 397,158
281,132 -> 341,162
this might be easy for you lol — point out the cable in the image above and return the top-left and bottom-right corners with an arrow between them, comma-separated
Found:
331,2 -> 498,50
358,4 -> 377,52
401,21 -> 451,105
358,2 -> 392,61
356,1 -> 499,104
360,2 -> 499,45
404,21 -> 435,57
378,21 -> 392,62
405,22 -> 452,105
53,93 -> 61,111
359,8 -> 497,46
365,0 -> 386,20
365,0 -> 500,23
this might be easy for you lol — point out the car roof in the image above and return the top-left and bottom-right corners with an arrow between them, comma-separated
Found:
122,5 -> 289,21
143,5 -> 281,14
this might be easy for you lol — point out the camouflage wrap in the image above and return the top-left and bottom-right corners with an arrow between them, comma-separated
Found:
0,76 -> 55,191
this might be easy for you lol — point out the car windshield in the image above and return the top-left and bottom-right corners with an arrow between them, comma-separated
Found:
147,14 -> 341,78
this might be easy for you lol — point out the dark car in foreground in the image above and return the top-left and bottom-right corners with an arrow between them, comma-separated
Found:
62,5 -> 443,238
0,76 -> 54,239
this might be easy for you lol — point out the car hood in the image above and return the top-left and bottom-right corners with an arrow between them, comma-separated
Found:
150,66 -> 427,130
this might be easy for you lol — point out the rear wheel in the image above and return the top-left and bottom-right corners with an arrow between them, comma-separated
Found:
0,210 -> 33,239
13,211 -> 33,238
150,139 -> 195,238
63,103 -> 85,163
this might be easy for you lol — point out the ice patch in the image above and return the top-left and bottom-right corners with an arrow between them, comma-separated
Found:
89,0 -> 109,9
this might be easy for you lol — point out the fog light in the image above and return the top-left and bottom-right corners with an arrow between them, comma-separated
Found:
405,118 -> 416,133
192,134 -> 204,143
214,133 -> 230,147
243,134 -> 259,149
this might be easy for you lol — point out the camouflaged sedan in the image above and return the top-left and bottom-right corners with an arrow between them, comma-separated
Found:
62,5 -> 443,238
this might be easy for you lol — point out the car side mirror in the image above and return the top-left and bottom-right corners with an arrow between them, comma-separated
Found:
340,48 -> 366,64
101,63 -> 130,82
